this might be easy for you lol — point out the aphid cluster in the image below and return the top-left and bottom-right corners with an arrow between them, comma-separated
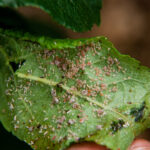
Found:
3,38 -> 139,150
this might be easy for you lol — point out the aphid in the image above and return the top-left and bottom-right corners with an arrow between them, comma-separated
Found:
53,97 -> 59,104
97,46 -> 101,50
44,131 -> 48,136
117,66 -> 122,71
46,146 -> 50,150
81,50 -> 85,57
44,49 -> 50,55
51,127 -> 55,132
44,118 -> 49,121
103,66 -> 107,72
107,56 -> 114,65
99,77 -> 103,81
62,64 -> 67,71
97,109 -> 104,116
108,48 -> 111,51
29,141 -> 34,145
70,96 -> 75,103
57,124 -> 62,129
54,60 -> 60,66
14,115 -> 17,121
114,58 -> 120,65
72,103 -> 80,109
87,90 -> 91,96
57,116 -> 66,124
9,103 -> 14,110
112,86 -> 118,92
39,129 -> 43,133
96,125 -> 102,130
123,122 -> 130,128
80,63 -> 85,70
100,92 -> 104,96
100,83 -> 107,90
79,118 -> 86,123
68,119 -> 75,125
128,76 -> 131,79
95,68 -> 102,76
82,90 -> 88,96
11,98 -> 15,103
14,124 -> 19,130
52,135 -> 56,140
51,89 -> 56,97
105,72 -> 110,76
87,61 -> 92,66
28,126 -> 34,132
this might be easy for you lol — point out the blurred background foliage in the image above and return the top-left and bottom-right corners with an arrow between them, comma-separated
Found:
16,0 -> 150,68
0,0 -> 150,149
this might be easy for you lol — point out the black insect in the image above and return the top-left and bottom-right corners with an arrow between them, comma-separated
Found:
37,124 -> 41,129
130,102 -> 145,122
111,119 -> 125,134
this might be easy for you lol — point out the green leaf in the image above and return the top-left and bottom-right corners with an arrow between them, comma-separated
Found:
0,0 -> 102,32
0,30 -> 150,150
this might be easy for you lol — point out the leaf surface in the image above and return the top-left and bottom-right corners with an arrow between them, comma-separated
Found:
0,0 -> 102,32
0,30 -> 150,150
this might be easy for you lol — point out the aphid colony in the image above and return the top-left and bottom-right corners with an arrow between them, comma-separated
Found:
4,40 -> 132,150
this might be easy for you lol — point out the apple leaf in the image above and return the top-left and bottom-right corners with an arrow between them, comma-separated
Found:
0,0 -> 102,32
0,30 -> 150,150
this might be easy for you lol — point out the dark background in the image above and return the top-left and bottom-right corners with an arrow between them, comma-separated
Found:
1,0 -> 150,149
